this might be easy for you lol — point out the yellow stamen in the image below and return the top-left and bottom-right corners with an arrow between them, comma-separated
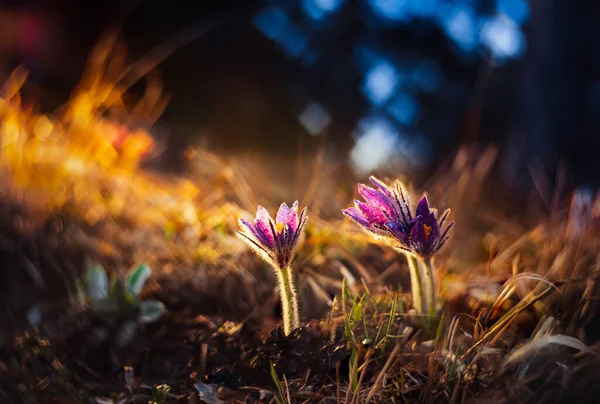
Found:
423,224 -> 432,240
276,222 -> 285,234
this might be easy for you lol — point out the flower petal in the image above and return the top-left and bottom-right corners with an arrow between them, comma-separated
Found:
415,196 -> 431,218
385,222 -> 409,243
256,205 -> 272,222
369,176 -> 394,198
356,200 -> 388,226
285,205 -> 299,233
276,203 -> 290,224
239,218 -> 258,237
358,184 -> 394,216
239,218 -> 270,249
342,207 -> 370,228
409,223 -> 426,253
255,206 -> 275,249
290,207 -> 308,250
236,231 -> 276,267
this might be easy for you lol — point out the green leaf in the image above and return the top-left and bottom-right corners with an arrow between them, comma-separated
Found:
270,362 -> 286,404
126,264 -> 151,296
85,264 -> 108,302
341,277 -> 354,313
138,300 -> 165,323
349,347 -> 359,393
344,312 -> 356,347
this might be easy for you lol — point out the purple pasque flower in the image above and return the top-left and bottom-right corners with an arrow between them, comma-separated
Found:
237,201 -> 308,269
343,176 -> 453,259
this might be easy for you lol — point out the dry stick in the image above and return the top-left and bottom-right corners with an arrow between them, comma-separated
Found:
365,343 -> 401,403
462,286 -> 555,359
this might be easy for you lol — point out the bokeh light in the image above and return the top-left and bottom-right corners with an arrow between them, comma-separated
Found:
480,14 -> 525,59
350,117 -> 400,173
361,60 -> 400,106
299,103 -> 331,135
302,0 -> 345,20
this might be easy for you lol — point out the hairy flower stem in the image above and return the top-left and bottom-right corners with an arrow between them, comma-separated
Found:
406,254 -> 425,315
276,265 -> 299,336
420,257 -> 437,317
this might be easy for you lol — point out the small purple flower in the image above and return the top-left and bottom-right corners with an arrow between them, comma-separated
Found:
237,201 -> 308,269
343,176 -> 453,259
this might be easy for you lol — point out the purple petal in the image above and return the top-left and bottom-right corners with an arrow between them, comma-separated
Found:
358,184 -> 394,216
369,176 -> 394,198
256,205 -> 272,222
342,207 -> 371,228
415,196 -> 431,218
416,196 -> 439,228
284,205 -> 299,232
255,206 -> 275,249
239,218 -> 258,237
239,218 -> 270,249
276,203 -> 290,224
290,207 -> 308,250
409,216 -> 441,258
409,222 -> 427,248
385,222 -> 409,243
355,200 -> 388,226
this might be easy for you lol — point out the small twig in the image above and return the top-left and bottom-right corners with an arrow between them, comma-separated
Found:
366,343 -> 401,403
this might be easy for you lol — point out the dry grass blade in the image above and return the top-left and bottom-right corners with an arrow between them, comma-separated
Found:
504,273 -> 559,293
463,286 -> 556,358
365,343 -> 401,403
488,273 -> 558,323
499,334 -> 598,374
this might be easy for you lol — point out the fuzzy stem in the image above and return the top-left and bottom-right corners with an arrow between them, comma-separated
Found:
420,257 -> 437,317
276,265 -> 299,336
406,254 -> 425,314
